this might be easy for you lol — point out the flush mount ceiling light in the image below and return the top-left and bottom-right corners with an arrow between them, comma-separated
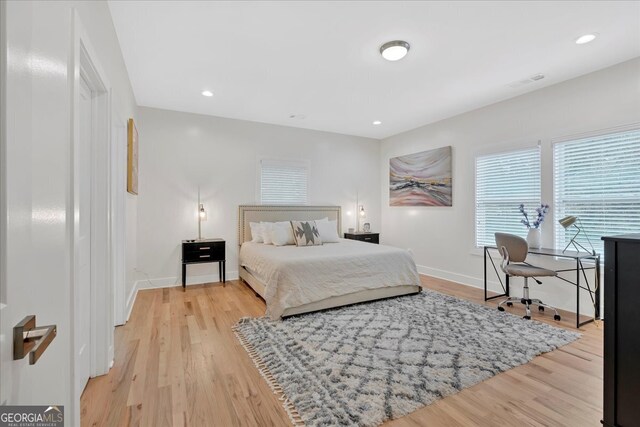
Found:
380,40 -> 410,61
372,120 -> 382,125
575,34 -> 597,45
201,90 -> 213,97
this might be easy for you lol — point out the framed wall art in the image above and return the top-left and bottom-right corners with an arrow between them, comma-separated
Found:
127,118 -> 138,195
389,146 -> 452,206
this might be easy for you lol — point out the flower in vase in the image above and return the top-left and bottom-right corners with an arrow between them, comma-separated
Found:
519,203 -> 550,229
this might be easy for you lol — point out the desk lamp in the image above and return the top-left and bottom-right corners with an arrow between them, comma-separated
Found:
559,215 -> 595,255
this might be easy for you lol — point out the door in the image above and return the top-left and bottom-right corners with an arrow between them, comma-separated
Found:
0,0 -> 75,414
76,74 -> 92,397
1,5 -> 117,425
0,0 -> 8,405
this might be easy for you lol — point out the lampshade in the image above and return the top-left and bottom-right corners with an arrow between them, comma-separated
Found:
559,215 -> 577,228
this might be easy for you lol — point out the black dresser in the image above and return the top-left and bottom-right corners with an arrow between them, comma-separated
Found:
602,234 -> 640,427
344,232 -> 379,244
181,238 -> 225,289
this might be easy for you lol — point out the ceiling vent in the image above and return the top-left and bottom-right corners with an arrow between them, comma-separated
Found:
508,73 -> 545,88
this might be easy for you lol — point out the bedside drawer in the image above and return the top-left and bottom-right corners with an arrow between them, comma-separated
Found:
358,235 -> 379,244
182,242 -> 225,262
343,233 -> 379,244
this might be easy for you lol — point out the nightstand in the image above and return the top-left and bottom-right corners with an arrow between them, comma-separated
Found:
181,238 -> 225,289
343,232 -> 379,244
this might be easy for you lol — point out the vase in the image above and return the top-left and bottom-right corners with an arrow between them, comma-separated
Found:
527,228 -> 542,249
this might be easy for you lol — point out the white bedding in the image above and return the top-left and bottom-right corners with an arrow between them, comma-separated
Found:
239,238 -> 421,319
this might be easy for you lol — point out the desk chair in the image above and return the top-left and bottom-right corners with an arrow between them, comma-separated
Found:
495,233 -> 561,321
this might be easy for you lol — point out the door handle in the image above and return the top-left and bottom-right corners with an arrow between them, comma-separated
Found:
13,315 -> 57,365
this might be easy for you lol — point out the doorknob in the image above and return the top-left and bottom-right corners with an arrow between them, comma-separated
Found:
13,315 -> 57,365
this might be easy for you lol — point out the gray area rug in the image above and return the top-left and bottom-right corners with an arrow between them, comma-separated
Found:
233,289 -> 580,427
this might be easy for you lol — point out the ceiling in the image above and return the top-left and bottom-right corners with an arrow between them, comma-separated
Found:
108,1 -> 640,139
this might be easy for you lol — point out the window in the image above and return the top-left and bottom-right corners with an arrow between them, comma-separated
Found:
554,128 -> 640,255
260,159 -> 309,205
475,147 -> 541,247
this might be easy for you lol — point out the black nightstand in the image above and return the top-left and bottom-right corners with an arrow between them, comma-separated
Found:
344,232 -> 379,244
181,238 -> 225,289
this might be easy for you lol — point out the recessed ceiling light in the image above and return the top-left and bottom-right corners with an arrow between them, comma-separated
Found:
380,40 -> 410,61
201,90 -> 213,97
372,120 -> 382,125
575,34 -> 597,45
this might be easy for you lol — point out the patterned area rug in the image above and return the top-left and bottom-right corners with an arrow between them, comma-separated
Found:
233,289 -> 580,427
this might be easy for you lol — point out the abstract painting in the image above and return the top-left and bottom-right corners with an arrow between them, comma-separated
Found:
390,146 -> 452,206
127,118 -> 138,195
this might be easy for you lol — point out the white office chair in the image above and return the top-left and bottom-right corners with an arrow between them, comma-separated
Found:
495,233 -> 561,321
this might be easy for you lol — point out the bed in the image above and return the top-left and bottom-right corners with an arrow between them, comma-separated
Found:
238,205 -> 421,319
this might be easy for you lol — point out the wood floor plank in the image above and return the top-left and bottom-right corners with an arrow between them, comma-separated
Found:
81,276 -> 603,426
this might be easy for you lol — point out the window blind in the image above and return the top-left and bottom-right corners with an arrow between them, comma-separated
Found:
260,159 -> 309,205
554,128 -> 640,255
476,147 -> 541,247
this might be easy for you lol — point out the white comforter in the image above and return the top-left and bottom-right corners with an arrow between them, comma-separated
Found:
239,239 -> 421,319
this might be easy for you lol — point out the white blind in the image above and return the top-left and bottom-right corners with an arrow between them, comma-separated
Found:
554,128 -> 640,255
476,147 -> 541,247
260,159 -> 308,205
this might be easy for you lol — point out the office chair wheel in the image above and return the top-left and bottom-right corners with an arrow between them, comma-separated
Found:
523,315 -> 531,320
538,306 -> 545,312
554,314 -> 561,321
506,302 -> 513,307
498,306 -> 505,312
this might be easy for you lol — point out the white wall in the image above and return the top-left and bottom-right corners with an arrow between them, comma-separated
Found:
380,58 -> 640,313
2,0 -> 136,423
133,107 -> 380,293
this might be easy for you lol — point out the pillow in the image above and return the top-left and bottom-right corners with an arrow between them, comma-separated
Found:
271,221 -> 296,246
290,220 -> 323,246
261,222 -> 274,244
316,219 -> 340,243
249,222 -> 264,243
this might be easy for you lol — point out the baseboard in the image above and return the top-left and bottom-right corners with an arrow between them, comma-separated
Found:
125,271 -> 239,321
125,282 -> 138,322
135,271 -> 239,290
416,264 -> 598,316
416,264 -> 502,290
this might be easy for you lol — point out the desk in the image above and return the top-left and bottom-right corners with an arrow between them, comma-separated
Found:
483,246 -> 600,328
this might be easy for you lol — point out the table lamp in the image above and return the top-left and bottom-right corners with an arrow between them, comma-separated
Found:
559,215 -> 595,254
355,191 -> 366,232
197,188 -> 207,240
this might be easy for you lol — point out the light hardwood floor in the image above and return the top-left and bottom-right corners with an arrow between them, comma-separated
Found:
81,276 -> 603,426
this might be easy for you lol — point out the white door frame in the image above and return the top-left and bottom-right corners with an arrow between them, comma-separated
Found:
112,111 -> 127,327
70,9 -> 114,399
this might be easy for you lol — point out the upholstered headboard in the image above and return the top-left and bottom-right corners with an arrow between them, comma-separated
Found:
238,205 -> 342,246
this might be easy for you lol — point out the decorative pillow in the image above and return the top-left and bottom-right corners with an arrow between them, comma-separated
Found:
249,222 -> 264,243
261,222 -> 274,244
271,221 -> 296,246
290,220 -> 323,246
315,218 -> 340,243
